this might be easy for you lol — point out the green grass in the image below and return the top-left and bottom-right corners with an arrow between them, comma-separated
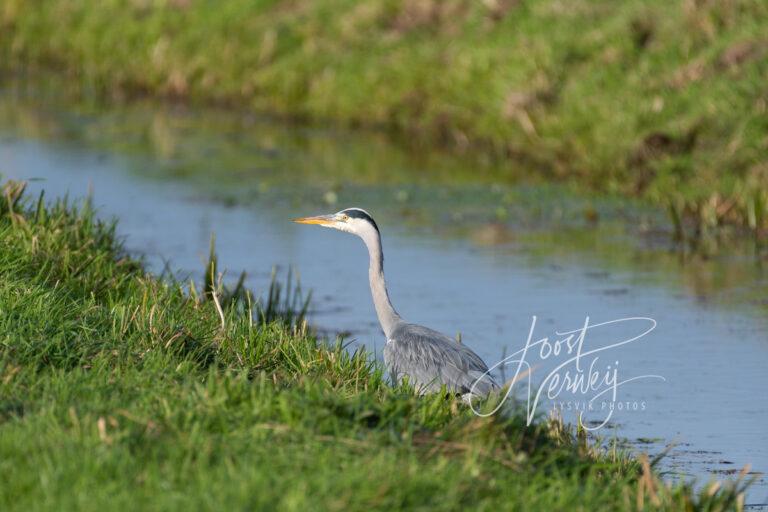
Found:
1,0 -> 767,237
0,179 -> 753,510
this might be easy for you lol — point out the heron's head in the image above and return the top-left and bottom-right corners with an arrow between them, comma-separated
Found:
293,207 -> 379,238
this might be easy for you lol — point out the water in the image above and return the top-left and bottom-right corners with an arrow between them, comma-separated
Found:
1,83 -> 767,505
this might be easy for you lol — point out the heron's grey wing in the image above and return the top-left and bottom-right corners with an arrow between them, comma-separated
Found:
384,323 -> 499,396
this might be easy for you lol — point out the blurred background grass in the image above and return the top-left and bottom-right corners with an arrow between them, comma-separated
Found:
1,0 -> 767,238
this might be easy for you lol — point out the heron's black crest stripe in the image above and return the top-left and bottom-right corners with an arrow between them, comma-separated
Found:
343,208 -> 379,233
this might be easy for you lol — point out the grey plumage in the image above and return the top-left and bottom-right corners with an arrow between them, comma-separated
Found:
294,207 -> 499,400
384,322 -> 499,397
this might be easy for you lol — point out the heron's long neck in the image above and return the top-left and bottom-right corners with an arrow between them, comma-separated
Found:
362,229 -> 401,338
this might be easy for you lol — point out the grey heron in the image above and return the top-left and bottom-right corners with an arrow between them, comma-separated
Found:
294,208 -> 499,401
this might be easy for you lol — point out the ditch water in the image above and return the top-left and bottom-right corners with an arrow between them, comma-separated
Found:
1,81 -> 767,505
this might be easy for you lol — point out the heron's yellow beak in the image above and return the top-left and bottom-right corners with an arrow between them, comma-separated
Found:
292,214 -> 337,226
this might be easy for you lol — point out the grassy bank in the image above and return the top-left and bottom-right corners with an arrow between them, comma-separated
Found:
0,179 -> 752,510
1,0 -> 767,237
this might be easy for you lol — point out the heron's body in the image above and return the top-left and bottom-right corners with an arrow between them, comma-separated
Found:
384,322 -> 499,397
294,208 -> 498,400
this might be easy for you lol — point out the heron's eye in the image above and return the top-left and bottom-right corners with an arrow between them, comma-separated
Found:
341,214 -> 350,221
